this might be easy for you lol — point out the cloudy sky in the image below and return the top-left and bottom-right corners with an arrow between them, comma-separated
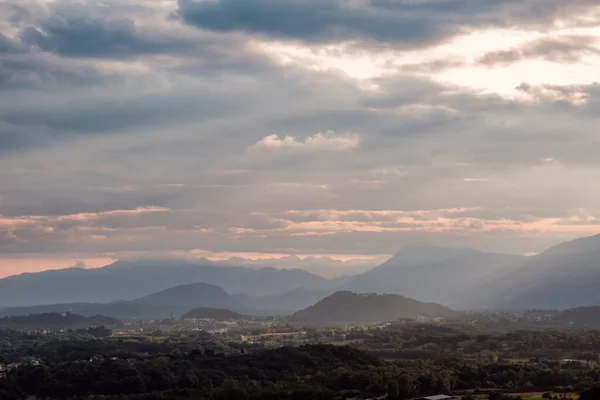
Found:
1,0 -> 600,278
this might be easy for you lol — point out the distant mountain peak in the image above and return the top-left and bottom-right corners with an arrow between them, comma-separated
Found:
343,245 -> 526,307
541,233 -> 600,258
395,243 -> 480,255
381,244 -> 481,268
130,282 -> 241,309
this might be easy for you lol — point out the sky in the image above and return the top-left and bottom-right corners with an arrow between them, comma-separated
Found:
2,0 -> 600,278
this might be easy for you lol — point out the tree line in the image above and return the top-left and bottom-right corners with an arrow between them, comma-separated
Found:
2,344 -> 600,400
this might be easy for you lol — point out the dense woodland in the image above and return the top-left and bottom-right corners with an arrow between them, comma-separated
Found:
0,313 -> 122,330
4,325 -> 600,399
0,330 -> 231,364
5,343 -> 600,400
347,324 -> 600,362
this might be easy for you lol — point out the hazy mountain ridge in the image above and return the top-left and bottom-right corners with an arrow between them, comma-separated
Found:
214,255 -> 379,278
0,260 -> 332,308
539,234 -> 600,258
0,282 -> 244,320
129,282 -> 240,309
4,234 -> 600,314
343,245 -> 526,307
0,282 -> 325,319
293,291 -> 457,324
454,235 -> 600,310
339,236 -> 600,310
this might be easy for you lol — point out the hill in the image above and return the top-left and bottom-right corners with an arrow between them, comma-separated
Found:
469,234 -> 600,310
0,312 -> 122,330
0,260 -> 331,308
343,245 -> 525,307
181,307 -> 243,320
556,306 -> 600,328
292,291 -> 456,324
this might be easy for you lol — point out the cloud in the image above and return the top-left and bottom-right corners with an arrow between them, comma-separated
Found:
176,0 -> 600,47
248,131 -> 360,154
0,33 -> 25,54
3,0 -> 600,274
0,56 -> 114,90
4,203 -> 600,261
21,15 -> 193,58
478,35 -> 600,66
176,0 -> 460,47
516,82 -> 592,104
0,79 -> 245,153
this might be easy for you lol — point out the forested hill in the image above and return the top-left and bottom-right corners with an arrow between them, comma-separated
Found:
181,307 -> 243,320
0,312 -> 122,330
293,291 -> 457,324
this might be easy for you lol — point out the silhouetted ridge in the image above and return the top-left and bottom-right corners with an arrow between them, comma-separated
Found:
293,291 -> 456,324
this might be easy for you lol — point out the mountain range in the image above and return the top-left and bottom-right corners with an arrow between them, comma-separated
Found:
342,245 -> 526,307
470,234 -> 600,310
0,260 -> 333,308
2,233 -> 600,313
214,255 -> 379,279
0,282 -> 246,320
341,234 -> 600,310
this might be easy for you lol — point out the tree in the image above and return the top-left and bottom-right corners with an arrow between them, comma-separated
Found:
387,381 -> 400,400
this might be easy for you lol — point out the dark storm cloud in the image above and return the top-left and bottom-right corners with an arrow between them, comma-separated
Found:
176,0 -> 600,46
176,0 -> 458,47
21,15 -> 193,58
0,28 -> 123,91
369,0 -> 593,25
